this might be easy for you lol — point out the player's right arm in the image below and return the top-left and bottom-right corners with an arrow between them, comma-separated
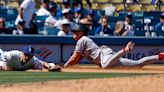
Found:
18,7 -> 23,19
64,51 -> 83,67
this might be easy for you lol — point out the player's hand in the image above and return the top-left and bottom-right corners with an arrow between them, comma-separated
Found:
124,41 -> 135,53
49,64 -> 61,72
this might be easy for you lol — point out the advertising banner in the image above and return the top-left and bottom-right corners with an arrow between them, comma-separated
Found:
1,44 -> 164,64
0,44 -> 61,63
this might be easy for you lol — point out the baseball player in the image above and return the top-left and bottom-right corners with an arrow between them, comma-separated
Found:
0,45 -> 61,71
64,23 -> 164,68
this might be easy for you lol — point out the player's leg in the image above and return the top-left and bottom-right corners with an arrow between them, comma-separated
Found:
0,61 -> 11,70
117,51 -> 164,67
119,55 -> 159,67
101,42 -> 135,68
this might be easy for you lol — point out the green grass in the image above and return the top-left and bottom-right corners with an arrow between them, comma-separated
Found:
0,71 -> 156,84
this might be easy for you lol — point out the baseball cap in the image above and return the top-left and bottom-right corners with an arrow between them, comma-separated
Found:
160,13 -> 164,19
49,2 -> 57,11
18,20 -> 25,25
62,0 -> 69,5
22,45 -> 35,56
62,19 -> 70,25
126,13 -> 132,19
72,23 -> 87,32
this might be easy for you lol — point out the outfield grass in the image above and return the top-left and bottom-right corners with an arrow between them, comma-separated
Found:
0,71 -> 155,84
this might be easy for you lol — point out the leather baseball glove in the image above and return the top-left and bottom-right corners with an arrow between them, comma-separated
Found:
49,64 -> 61,72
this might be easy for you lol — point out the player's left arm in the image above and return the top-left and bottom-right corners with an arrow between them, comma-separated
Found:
64,51 -> 83,67
33,56 -> 61,72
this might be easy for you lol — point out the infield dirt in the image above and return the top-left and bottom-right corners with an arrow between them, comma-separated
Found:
0,65 -> 164,92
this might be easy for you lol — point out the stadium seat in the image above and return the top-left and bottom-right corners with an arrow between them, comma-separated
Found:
134,30 -> 146,36
109,22 -> 116,31
160,5 -> 164,12
143,12 -> 161,25
104,6 -> 116,16
94,9 -> 105,16
141,4 -> 157,12
108,16 -> 124,23
133,16 -> 144,30
112,3 -> 125,12
92,4 -> 99,9
7,2 -> 19,8
96,3 -> 111,9
133,12 -> 144,17
117,12 -> 128,17
33,16 -> 48,32
45,27 -> 60,35
155,30 -> 164,36
139,0 -> 151,4
126,4 -> 142,12
52,0 -> 62,4
94,0 -> 109,3
109,0 -> 123,3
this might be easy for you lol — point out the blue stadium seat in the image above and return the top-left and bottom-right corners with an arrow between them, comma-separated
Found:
45,27 -> 60,35
134,30 -> 146,36
0,8 -> 7,15
133,16 -> 144,30
108,16 -> 124,23
33,16 -> 48,32
155,30 -> 164,36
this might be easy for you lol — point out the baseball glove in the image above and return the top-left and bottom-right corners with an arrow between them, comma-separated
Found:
49,64 -> 61,72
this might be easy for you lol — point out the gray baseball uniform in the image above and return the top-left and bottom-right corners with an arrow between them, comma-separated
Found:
0,49 -> 44,70
74,36 -> 159,68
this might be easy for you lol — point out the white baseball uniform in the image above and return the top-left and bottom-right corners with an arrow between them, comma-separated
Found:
15,0 -> 36,28
74,36 -> 159,68
0,49 -> 44,70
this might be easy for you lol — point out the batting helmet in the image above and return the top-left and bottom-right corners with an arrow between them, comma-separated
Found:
72,23 -> 88,35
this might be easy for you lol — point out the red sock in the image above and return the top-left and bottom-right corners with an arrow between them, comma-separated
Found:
159,53 -> 164,60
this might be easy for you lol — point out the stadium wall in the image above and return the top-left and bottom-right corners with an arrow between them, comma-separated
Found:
0,35 -> 164,64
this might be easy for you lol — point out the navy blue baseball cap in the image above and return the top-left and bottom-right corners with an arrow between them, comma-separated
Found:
62,0 -> 69,5
49,2 -> 57,11
160,13 -> 164,19
18,20 -> 25,25
22,45 -> 35,55
126,13 -> 133,19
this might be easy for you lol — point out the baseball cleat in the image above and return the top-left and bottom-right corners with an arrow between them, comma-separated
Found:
123,41 -> 135,53
159,52 -> 164,60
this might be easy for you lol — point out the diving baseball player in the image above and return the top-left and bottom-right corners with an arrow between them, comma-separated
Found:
0,45 -> 61,71
64,23 -> 164,68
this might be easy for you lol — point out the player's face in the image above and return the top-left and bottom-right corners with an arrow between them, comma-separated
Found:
23,53 -> 33,63
72,31 -> 83,40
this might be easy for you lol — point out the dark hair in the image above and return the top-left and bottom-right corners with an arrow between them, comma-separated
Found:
43,0 -> 49,3
160,13 -> 164,19
49,2 -> 57,11
83,26 -> 88,36
101,16 -> 109,23
126,13 -> 133,22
